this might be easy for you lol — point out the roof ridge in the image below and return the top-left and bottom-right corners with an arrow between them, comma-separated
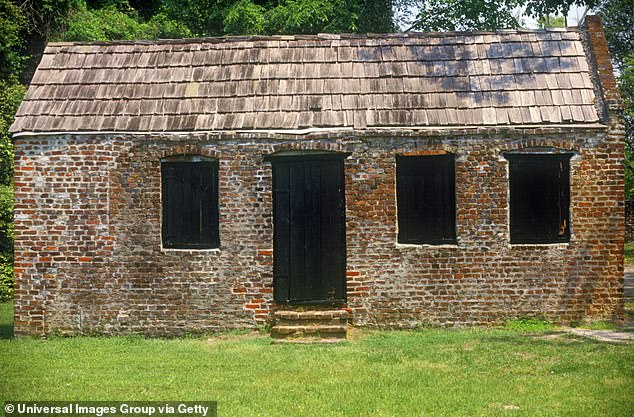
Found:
46,27 -> 581,47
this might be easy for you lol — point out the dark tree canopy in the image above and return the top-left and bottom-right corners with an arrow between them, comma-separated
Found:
0,0 -> 26,80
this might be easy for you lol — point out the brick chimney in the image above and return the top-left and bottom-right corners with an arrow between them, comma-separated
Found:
581,15 -> 622,115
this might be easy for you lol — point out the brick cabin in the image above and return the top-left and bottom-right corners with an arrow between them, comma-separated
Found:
10,16 -> 624,336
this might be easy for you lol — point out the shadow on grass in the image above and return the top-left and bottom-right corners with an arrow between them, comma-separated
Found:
0,323 -> 12,339
0,301 -> 14,339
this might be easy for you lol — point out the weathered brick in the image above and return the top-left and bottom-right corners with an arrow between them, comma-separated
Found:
11,124 -> 625,336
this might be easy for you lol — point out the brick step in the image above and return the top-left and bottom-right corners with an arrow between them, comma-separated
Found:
271,325 -> 348,342
271,309 -> 349,343
272,324 -> 347,335
273,310 -> 349,321
272,337 -> 347,344
274,318 -> 347,326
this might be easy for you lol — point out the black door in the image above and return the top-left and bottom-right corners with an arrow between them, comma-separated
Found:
271,155 -> 346,303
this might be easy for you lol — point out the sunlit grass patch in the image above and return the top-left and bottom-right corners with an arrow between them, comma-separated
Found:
1,305 -> 632,417
503,316 -> 554,332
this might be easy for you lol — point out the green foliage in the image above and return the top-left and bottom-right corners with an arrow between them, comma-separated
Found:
162,0 -> 393,37
619,54 -> 634,154
521,0 -> 598,19
264,0 -> 359,34
0,1 -> 25,302
0,81 -> 25,129
57,2 -> 191,41
160,0 -> 233,36
537,14 -> 567,29
223,0 -> 266,35
0,184 -> 12,255
0,257 -> 12,302
404,0 -> 521,32
146,12 -> 194,39
401,0 -> 599,32
598,0 -> 634,199
22,0 -> 85,39
621,55 -> 634,114
356,0 -> 395,33
0,0 -> 27,80
597,0 -> 634,72
504,317 -> 554,331
621,57 -> 634,186
0,81 -> 25,187
0,184 -> 13,302
625,137 -> 634,200
125,0 -> 163,19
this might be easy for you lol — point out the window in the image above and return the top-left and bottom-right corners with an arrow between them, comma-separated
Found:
161,159 -> 219,249
507,154 -> 571,244
396,154 -> 456,244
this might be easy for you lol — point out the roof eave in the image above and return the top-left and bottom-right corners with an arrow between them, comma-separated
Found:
10,124 -> 609,140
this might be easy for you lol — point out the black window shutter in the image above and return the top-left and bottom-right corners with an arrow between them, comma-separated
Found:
162,161 -> 219,249
396,154 -> 456,244
162,164 -> 184,246
508,154 -> 570,244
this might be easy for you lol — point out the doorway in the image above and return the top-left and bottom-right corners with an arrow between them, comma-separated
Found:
270,154 -> 347,303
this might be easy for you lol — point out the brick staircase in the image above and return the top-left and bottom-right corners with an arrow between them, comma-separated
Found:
270,309 -> 349,343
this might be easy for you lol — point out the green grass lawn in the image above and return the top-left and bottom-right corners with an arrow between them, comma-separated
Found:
1,301 -> 632,417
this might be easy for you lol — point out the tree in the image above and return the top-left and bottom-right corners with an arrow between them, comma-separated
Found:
0,0 -> 27,300
161,0 -> 395,36
263,0 -> 361,34
223,0 -> 266,35
537,14 -> 566,29
597,0 -> 634,72
357,0 -> 395,33
20,0 -> 84,41
400,0 -> 598,32
621,54 -> 634,198
521,0 -> 598,21
400,0 -> 521,32
58,2 -> 191,41
159,0 -> 233,36
0,0 -> 26,80
0,82 -> 23,300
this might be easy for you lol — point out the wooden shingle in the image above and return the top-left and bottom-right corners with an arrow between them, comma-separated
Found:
11,29 -> 603,133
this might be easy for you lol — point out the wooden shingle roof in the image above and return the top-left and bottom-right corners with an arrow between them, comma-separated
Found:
10,29 -> 603,135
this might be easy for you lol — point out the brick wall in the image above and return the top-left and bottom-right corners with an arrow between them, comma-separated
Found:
13,125 -> 624,336
582,16 -> 622,109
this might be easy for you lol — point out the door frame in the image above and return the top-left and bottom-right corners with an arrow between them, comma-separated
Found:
266,151 -> 349,305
